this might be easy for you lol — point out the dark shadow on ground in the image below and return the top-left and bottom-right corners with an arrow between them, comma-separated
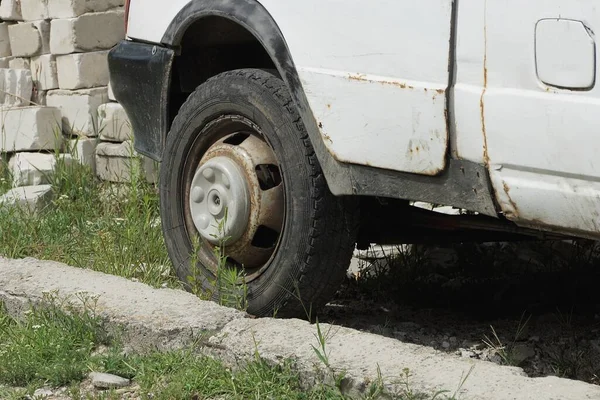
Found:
323,240 -> 600,384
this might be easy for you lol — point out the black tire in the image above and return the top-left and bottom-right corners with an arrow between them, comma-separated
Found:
160,69 -> 357,318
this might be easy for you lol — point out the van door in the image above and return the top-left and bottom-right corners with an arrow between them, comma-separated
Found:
481,1 -> 600,235
261,0 -> 454,175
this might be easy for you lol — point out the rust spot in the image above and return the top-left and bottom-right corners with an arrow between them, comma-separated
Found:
347,73 -> 413,89
326,104 -> 331,109
435,89 -> 445,95
502,181 -> 519,216
480,0 -> 489,166
318,122 -> 323,129
382,80 -> 412,89
322,132 -> 333,144
480,93 -> 488,164
348,73 -> 367,81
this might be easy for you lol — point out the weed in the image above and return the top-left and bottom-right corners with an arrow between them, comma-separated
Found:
0,153 -> 10,195
187,209 -> 248,311
311,319 -> 333,369
0,293 -> 106,388
483,312 -> 531,366
389,368 -> 451,400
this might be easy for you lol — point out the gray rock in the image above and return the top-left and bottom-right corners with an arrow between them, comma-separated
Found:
32,388 -> 53,398
512,343 -> 536,364
0,185 -> 53,212
442,341 -> 451,349
90,372 -> 130,389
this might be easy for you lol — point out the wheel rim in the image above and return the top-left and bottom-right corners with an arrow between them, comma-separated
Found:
185,116 -> 285,281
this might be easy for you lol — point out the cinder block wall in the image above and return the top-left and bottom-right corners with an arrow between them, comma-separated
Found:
0,0 -> 156,188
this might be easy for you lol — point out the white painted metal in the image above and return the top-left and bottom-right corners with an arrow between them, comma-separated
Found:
298,69 -> 447,174
536,19 -> 596,90
127,0 -> 189,43
262,0 -> 453,174
451,0 -> 486,163
128,0 -> 454,175
476,1 -> 600,235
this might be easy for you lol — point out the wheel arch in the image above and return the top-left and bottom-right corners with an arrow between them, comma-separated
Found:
163,3 -> 314,133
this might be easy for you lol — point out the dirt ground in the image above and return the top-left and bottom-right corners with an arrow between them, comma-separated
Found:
326,240 -> 600,385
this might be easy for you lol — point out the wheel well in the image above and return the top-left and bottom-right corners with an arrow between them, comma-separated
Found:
169,16 -> 278,127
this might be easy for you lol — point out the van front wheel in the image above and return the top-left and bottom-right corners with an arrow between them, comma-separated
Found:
159,69 -> 358,318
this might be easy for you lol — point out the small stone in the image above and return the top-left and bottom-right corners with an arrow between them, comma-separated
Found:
393,331 -> 407,340
449,336 -> 458,345
511,343 -> 536,364
460,349 -> 476,358
442,341 -> 450,349
90,372 -> 130,389
32,388 -> 53,398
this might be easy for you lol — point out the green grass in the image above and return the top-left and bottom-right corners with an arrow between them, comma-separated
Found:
0,299 -> 348,399
0,293 -> 107,389
0,153 -> 11,196
0,297 -> 458,399
0,153 -> 175,289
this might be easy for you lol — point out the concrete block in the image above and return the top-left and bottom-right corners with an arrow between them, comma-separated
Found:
68,137 -> 97,172
98,102 -> 131,142
0,0 -> 23,21
21,0 -> 49,21
8,20 -> 50,57
0,68 -> 33,107
50,10 -> 125,55
0,23 -> 13,57
49,0 -> 124,18
30,54 -> 58,90
95,140 -> 140,182
0,57 -> 12,68
0,106 -> 62,152
56,51 -> 108,90
107,80 -> 115,101
31,88 -> 47,105
46,87 -> 108,137
9,152 -> 73,186
9,57 -> 29,69
143,156 -> 158,184
0,185 -> 53,212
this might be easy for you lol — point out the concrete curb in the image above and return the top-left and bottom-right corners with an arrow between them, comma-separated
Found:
1,257 -> 599,400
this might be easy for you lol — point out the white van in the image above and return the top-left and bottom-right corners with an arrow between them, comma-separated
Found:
109,0 -> 600,317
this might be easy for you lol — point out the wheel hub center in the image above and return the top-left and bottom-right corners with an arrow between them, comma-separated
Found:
189,156 -> 250,245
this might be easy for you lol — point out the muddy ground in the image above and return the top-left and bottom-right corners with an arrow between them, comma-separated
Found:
326,240 -> 600,385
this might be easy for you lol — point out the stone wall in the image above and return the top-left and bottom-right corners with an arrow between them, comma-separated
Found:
0,0 -> 155,190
